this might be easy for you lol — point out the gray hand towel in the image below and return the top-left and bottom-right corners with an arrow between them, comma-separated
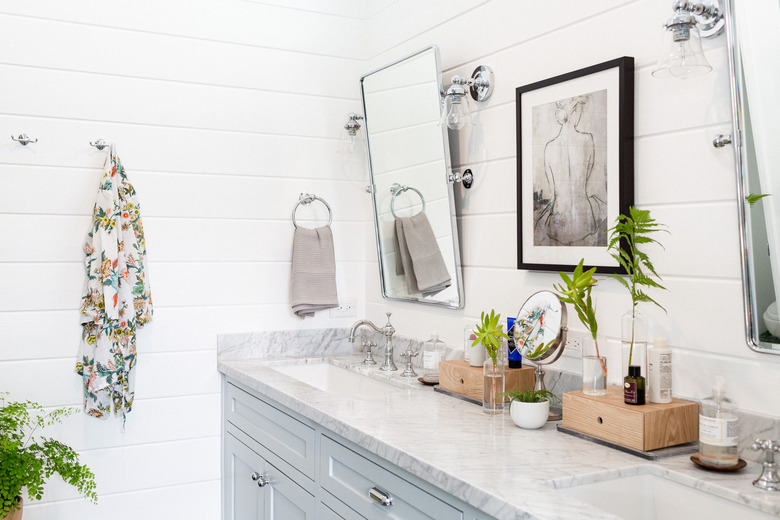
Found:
395,212 -> 452,297
394,218 -> 418,293
290,226 -> 338,318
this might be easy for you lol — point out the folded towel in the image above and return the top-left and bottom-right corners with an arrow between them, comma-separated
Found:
291,226 -> 338,318
394,211 -> 452,297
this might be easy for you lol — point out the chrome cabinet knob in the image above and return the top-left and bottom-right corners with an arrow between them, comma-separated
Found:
251,472 -> 269,488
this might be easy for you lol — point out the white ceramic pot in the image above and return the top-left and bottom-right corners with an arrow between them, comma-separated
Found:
509,400 -> 549,429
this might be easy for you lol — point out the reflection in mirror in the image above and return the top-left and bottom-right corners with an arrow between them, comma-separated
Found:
361,46 -> 464,308
515,291 -> 568,392
729,0 -> 780,353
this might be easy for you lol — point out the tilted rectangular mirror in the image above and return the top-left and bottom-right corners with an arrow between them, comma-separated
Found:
727,0 -> 780,354
361,46 -> 464,309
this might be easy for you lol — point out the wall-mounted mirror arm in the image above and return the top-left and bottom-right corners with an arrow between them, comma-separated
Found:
448,169 -> 474,189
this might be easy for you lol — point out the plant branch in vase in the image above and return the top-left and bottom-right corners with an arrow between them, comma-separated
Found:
607,206 -> 669,377
553,259 -> 605,377
473,310 -> 509,414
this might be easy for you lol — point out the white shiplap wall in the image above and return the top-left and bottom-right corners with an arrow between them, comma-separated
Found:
0,1 -> 369,518
361,0 -> 780,417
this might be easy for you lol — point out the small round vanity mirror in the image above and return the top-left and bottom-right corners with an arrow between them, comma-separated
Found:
515,290 -> 568,421
515,290 -> 568,365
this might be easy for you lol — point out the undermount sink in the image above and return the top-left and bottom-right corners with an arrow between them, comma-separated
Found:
271,362 -> 400,396
555,473 -> 774,520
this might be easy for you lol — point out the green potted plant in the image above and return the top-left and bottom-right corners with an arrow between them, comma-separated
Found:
472,310 -> 509,414
501,388 -> 560,429
607,206 -> 668,379
0,394 -> 98,519
553,259 -> 606,395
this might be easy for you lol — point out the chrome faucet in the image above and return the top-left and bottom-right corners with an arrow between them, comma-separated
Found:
348,312 -> 397,371
751,439 -> 780,491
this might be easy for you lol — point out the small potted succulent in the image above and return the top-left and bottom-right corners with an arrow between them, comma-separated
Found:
501,388 -> 560,429
0,394 -> 98,519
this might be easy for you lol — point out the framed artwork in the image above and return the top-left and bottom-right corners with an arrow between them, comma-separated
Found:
516,56 -> 634,273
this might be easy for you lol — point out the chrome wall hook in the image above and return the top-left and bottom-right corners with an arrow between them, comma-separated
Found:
89,138 -> 110,150
11,133 -> 38,146
713,134 -> 732,148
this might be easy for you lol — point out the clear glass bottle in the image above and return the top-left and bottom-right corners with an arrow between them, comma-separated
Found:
621,310 -> 647,387
421,333 -> 446,382
482,354 -> 506,414
699,380 -> 739,467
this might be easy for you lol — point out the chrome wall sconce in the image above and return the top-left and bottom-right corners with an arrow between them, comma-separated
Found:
338,112 -> 364,154
441,65 -> 495,130
652,0 -> 725,79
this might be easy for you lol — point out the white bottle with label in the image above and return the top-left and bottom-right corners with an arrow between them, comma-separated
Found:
647,337 -> 672,404
698,380 -> 739,467
422,334 -> 446,382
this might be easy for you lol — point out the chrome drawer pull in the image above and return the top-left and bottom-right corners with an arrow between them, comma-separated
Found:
251,472 -> 269,488
369,486 -> 393,506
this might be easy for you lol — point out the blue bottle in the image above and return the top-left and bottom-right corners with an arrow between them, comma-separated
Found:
507,317 -> 522,368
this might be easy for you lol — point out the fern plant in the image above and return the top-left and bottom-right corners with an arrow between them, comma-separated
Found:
0,394 -> 97,516
607,206 -> 669,366
553,259 -> 605,377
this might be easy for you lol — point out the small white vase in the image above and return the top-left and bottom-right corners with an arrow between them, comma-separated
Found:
509,400 -> 550,429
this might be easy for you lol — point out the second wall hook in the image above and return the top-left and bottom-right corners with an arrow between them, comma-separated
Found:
89,138 -> 110,150
11,133 -> 38,146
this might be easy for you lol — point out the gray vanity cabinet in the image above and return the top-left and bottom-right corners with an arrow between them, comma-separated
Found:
224,433 -> 316,519
222,377 -> 498,520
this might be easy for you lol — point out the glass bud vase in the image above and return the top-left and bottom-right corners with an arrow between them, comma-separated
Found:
482,356 -> 506,414
621,310 -> 647,383
582,334 -> 607,396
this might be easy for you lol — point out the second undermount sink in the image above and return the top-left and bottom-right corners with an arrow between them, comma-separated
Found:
555,473 -> 774,520
271,362 -> 400,396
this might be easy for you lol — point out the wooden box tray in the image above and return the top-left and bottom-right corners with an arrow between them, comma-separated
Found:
438,359 -> 535,402
562,386 -> 698,451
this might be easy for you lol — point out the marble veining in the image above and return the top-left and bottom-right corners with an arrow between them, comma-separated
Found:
219,353 -> 780,520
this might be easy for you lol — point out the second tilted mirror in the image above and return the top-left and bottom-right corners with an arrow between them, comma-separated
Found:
361,46 -> 464,308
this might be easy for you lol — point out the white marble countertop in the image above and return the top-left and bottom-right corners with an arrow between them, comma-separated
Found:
218,354 -> 780,519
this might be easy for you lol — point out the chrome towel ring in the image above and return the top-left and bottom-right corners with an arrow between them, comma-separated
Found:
292,193 -> 332,229
390,183 -> 426,218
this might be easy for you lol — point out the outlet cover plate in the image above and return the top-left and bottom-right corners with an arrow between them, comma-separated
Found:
329,302 -> 357,318
563,332 -> 583,358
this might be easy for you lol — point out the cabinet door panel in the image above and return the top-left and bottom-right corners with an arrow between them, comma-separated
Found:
225,434 -> 265,520
266,458 -> 316,520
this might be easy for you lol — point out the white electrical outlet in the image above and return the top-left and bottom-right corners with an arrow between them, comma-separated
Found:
329,302 -> 357,318
563,332 -> 583,358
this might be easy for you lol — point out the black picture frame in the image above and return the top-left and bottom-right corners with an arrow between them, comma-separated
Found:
516,56 -> 634,273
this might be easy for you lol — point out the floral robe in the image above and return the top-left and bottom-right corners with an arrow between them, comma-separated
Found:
76,145 -> 153,423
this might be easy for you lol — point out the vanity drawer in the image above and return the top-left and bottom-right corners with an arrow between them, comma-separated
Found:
226,383 -> 316,480
320,435 -> 462,520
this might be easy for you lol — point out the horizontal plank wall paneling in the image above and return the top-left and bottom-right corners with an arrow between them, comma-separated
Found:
362,0 -> 780,416
0,2 -> 367,518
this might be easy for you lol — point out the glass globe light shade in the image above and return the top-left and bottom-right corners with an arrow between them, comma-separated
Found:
652,19 -> 712,79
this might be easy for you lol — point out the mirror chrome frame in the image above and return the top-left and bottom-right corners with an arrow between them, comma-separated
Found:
724,0 -> 776,354
360,45 -> 465,309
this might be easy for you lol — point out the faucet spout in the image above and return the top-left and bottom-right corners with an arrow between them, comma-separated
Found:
348,319 -> 382,342
347,313 -> 397,371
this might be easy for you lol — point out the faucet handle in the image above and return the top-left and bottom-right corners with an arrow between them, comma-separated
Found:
752,439 -> 780,491
400,349 -> 418,377
361,340 -> 378,366
752,439 -> 780,454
